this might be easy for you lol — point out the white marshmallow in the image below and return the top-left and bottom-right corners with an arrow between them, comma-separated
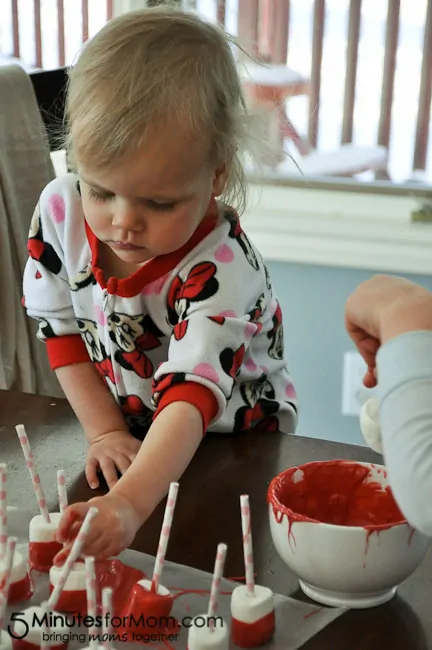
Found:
137,578 -> 171,597
29,513 -> 61,542
12,605 -> 70,645
0,630 -> 12,650
187,615 -> 229,650
50,562 -> 86,591
360,397 -> 383,454
0,548 -> 28,583
230,585 -> 274,623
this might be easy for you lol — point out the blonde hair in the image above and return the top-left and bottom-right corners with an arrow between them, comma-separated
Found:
65,5 -> 257,214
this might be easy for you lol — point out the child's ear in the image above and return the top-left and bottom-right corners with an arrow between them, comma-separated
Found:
212,163 -> 229,197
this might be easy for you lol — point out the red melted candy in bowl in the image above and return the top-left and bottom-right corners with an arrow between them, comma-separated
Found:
231,610 -> 275,648
268,460 -> 406,530
29,541 -> 62,573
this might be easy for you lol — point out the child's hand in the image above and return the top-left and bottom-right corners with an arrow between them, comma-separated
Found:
86,430 -> 142,490
54,493 -> 141,562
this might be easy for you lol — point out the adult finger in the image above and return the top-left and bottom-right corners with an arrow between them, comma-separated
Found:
363,367 -> 377,389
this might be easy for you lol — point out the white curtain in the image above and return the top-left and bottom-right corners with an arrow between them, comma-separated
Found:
0,64 -> 63,397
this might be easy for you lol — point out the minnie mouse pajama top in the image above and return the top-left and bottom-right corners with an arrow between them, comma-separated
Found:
22,174 -> 298,435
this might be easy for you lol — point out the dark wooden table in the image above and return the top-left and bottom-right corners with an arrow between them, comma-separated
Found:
1,389 -> 431,649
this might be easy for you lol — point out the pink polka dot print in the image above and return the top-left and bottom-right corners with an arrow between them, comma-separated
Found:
49,194 -> 65,224
245,358 -> 258,372
285,383 -> 297,399
214,244 -> 234,263
219,310 -> 237,318
94,305 -> 106,326
244,322 -> 256,340
193,363 -> 220,383
141,274 -> 168,296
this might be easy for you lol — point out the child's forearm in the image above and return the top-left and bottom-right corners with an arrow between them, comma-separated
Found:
55,362 -> 128,440
111,401 -> 203,522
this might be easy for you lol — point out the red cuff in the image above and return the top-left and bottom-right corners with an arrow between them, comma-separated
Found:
46,334 -> 90,369
154,382 -> 218,434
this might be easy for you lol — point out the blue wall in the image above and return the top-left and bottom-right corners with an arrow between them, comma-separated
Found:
267,261 -> 432,446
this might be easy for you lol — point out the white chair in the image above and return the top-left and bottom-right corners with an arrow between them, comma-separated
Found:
241,61 -> 389,178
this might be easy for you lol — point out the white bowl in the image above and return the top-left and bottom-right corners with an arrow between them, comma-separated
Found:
268,460 -> 431,608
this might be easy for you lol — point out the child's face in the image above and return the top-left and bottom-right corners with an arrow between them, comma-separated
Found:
78,130 -> 227,265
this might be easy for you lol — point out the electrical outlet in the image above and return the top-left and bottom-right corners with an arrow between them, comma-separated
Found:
341,351 -> 375,416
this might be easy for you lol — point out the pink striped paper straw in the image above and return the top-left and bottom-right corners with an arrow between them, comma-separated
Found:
48,507 -> 98,609
0,537 -> 16,630
240,494 -> 255,595
85,557 -> 98,650
39,601 -> 50,650
207,542 -> 227,631
102,587 -> 113,650
152,482 -> 179,592
15,425 -> 50,523
0,465 -> 7,559
57,470 -> 68,514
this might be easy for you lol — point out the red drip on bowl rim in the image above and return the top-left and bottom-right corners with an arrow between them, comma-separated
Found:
268,460 -> 407,549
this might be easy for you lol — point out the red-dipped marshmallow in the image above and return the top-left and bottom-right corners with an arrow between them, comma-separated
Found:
121,578 -> 175,640
12,605 -> 69,650
187,544 -> 229,650
230,584 -> 275,647
49,562 -> 86,614
29,514 -> 62,573
0,630 -> 12,650
2,547 -> 33,604
230,495 -> 275,647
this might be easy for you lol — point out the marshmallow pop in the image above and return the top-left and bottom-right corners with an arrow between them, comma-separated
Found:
13,508 -> 98,650
0,538 -> 17,650
121,482 -> 178,639
230,495 -> 275,647
187,543 -> 229,650
0,465 -> 33,603
16,425 -> 63,572
49,471 -> 87,614
12,601 -> 69,650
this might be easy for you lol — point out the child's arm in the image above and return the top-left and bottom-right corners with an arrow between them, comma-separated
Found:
23,178 -> 141,489
55,400 -> 203,560
55,362 -> 141,489
56,363 -> 126,438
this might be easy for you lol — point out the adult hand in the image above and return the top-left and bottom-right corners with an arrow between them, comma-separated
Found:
345,274 -> 432,387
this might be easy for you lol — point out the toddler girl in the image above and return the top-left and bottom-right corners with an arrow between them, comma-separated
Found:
22,6 -> 298,559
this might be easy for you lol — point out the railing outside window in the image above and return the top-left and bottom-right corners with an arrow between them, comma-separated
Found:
1,0 -> 431,186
